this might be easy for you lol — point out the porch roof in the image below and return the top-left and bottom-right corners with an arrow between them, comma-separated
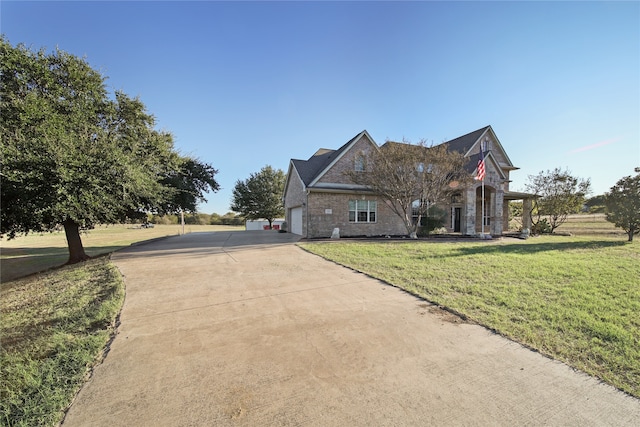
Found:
504,190 -> 536,200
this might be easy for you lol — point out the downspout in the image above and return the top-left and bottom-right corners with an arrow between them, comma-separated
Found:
305,188 -> 310,238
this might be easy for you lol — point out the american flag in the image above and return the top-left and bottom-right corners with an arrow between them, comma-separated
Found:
475,144 -> 486,181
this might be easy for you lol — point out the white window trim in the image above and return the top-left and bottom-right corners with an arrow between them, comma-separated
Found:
349,200 -> 377,223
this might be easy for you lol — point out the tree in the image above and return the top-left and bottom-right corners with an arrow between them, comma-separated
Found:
347,139 -> 470,238
0,38 -> 219,263
231,165 -> 286,229
159,157 -> 220,214
525,168 -> 591,233
605,168 -> 640,242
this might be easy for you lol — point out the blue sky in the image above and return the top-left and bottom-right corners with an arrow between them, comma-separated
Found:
2,1 -> 638,215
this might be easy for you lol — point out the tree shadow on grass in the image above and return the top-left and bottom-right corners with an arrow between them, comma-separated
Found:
1,246 -> 124,283
448,239 -> 629,257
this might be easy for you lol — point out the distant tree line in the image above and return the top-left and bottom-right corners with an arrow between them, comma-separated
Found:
146,212 -> 245,226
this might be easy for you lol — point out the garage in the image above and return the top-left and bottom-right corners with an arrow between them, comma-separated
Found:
290,207 -> 303,236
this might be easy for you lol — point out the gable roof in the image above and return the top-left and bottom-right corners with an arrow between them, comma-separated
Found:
290,130 -> 376,187
442,125 -> 516,171
441,125 -> 491,155
382,126 -> 493,158
287,126 -> 516,192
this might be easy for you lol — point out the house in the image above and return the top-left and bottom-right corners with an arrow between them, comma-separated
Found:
283,126 -> 533,238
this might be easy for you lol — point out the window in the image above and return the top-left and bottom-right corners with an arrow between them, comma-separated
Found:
354,155 -> 365,172
483,202 -> 491,226
451,193 -> 462,204
411,199 -> 430,225
349,200 -> 376,222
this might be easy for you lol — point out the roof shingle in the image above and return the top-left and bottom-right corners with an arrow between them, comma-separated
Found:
440,126 -> 490,154
291,130 -> 366,186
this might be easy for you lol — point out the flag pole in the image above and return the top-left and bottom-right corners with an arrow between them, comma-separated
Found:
479,137 -> 487,238
481,176 -> 485,237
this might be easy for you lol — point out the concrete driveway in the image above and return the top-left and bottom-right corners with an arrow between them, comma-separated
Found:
63,231 -> 640,426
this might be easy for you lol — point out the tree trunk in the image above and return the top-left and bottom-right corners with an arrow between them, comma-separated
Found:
402,212 -> 417,239
63,218 -> 91,264
629,229 -> 634,242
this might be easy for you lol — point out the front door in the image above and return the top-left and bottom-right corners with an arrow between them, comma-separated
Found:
454,208 -> 461,232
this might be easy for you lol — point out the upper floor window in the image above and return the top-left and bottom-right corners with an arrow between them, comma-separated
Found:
354,155 -> 365,172
482,137 -> 492,153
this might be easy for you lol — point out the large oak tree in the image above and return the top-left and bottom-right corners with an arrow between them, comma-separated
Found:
1,38 -> 219,263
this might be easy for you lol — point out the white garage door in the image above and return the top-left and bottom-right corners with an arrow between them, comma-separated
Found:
290,207 -> 303,235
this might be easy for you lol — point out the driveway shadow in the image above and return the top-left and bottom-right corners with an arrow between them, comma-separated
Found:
114,230 -> 301,260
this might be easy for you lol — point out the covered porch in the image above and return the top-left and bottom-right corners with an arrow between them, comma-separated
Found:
503,190 -> 536,235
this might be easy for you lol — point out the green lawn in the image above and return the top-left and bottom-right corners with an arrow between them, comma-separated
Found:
300,235 -> 640,398
1,257 -> 125,426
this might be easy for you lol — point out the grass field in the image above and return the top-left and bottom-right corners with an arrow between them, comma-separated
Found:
0,224 -> 243,282
300,234 -> 639,398
1,257 -> 125,426
553,213 -> 624,236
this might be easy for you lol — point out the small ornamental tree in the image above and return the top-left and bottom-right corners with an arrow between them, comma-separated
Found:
605,168 -> 640,242
525,168 -> 591,233
0,38 -> 219,263
347,139 -> 470,238
231,165 -> 286,229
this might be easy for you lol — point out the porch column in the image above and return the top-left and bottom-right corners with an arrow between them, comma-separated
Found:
494,189 -> 504,235
523,198 -> 533,231
464,187 -> 476,235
